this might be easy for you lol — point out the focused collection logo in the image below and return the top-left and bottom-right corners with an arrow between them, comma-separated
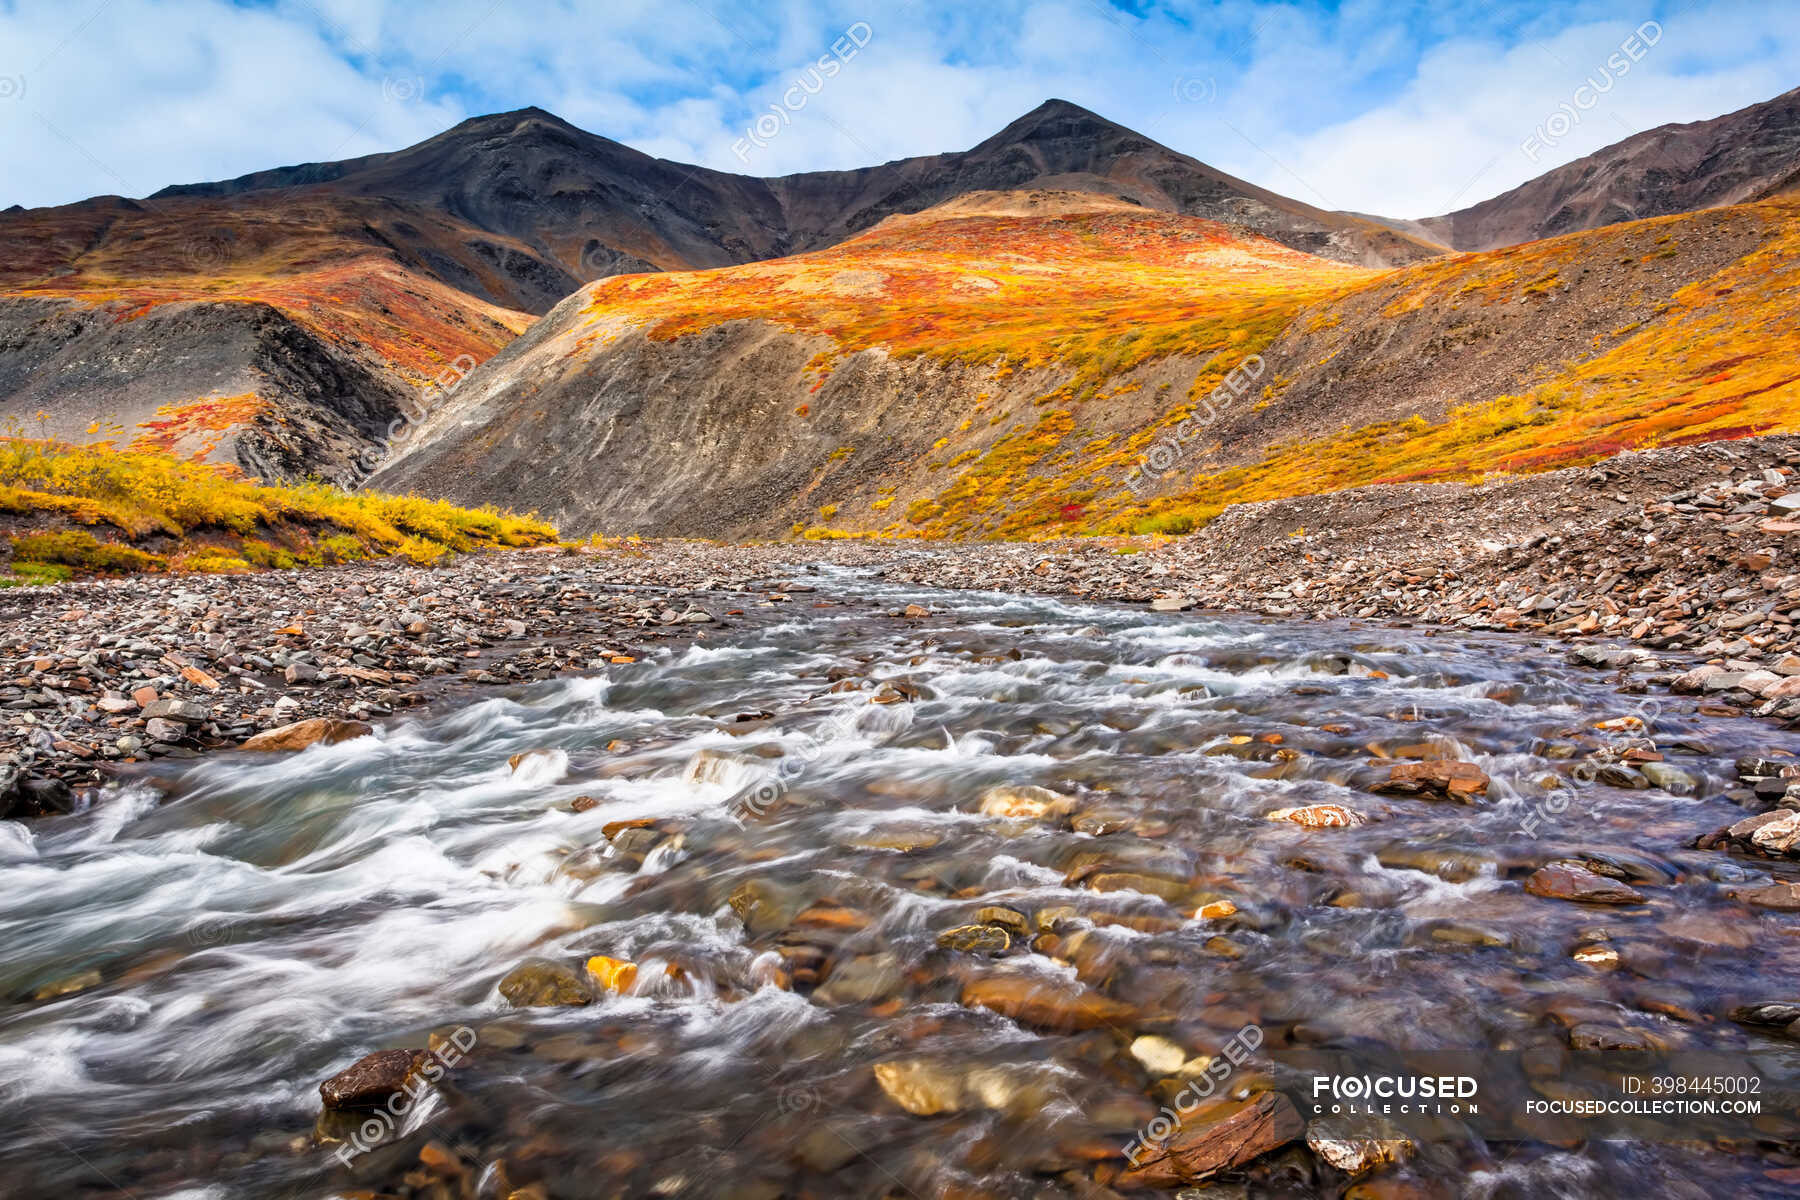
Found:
1310,1073 -> 1480,1116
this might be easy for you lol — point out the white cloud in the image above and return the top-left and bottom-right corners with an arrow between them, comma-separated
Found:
0,0 -> 1794,219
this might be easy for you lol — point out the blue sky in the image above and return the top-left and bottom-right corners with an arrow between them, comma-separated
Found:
1,0 -> 1796,217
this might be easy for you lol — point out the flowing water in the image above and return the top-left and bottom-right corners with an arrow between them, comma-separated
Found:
3,570 -> 1798,1198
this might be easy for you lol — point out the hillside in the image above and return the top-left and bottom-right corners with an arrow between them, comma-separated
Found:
0,101 -> 1443,486
372,189 -> 1800,539
1411,85 -> 1800,250
0,194 -> 535,482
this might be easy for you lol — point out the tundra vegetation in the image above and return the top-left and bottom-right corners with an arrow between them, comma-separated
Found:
0,435 -> 556,585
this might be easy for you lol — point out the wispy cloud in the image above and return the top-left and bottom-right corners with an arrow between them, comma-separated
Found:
0,0 -> 1794,216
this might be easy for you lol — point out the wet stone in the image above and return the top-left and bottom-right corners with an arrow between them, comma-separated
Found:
1524,863 -> 1646,905
936,924 -> 1013,955
498,959 -> 593,1008
319,1048 -> 423,1110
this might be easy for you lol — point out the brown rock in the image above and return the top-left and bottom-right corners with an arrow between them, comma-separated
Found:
1120,1091 -> 1304,1187
1374,760 -> 1489,802
1524,863 -> 1645,905
319,1048 -> 424,1109
241,718 -> 373,753
937,925 -> 1012,955
960,972 -> 1137,1032
1732,882 -> 1800,911
498,959 -> 592,1008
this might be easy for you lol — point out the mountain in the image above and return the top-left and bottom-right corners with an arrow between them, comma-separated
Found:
0,100 -> 1442,483
1408,85 -> 1800,251
370,185 -> 1800,539
157,101 -> 1444,280
5,90 -> 1797,504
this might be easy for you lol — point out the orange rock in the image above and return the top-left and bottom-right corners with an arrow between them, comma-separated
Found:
240,718 -> 372,753
1266,803 -> 1367,828
180,665 -> 222,691
585,955 -> 639,994
1194,900 -> 1237,920
960,973 -> 1137,1032
1375,760 -> 1488,802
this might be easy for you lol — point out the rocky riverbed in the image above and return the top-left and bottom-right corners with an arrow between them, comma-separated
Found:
7,436 -> 1799,821
5,571 -> 1800,1198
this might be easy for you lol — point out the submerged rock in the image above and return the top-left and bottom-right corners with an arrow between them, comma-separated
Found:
1524,863 -> 1646,905
937,924 -> 1012,955
1121,1091 -> 1304,1187
498,959 -> 593,1008
1305,1112 -> 1415,1176
1372,760 -> 1489,803
977,784 -> 1074,819
960,971 -> 1137,1032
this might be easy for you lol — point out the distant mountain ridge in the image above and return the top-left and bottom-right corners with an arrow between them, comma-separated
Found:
1404,85 -> 1800,250
150,99 -> 1444,281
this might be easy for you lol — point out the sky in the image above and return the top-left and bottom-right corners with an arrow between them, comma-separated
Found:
1,0 -> 1796,218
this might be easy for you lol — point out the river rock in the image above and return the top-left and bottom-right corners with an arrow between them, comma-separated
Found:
498,959 -> 593,1007
1524,863 -> 1646,905
1701,810 -> 1800,856
1731,882 -> 1800,911
974,906 -> 1031,936
141,698 -> 210,724
1373,760 -> 1489,802
1129,1034 -> 1190,1076
960,970 -> 1137,1032
1266,804 -> 1367,828
872,1059 -> 1059,1117
240,718 -> 373,753
977,784 -> 1074,819
728,878 -> 809,937
1120,1091 -> 1304,1187
585,955 -> 638,994
937,924 -> 1012,955
1729,1001 -> 1800,1032
319,1048 -> 424,1109
813,952 -> 903,1006
1567,1023 -> 1654,1051
1305,1112 -> 1415,1176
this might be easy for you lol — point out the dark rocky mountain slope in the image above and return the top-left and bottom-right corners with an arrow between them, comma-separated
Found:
1408,85 -> 1800,250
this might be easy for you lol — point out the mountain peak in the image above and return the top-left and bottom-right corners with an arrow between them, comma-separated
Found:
995,98 -> 1123,137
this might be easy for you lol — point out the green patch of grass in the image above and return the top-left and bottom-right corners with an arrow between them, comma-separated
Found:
12,530 -> 166,574
0,560 -> 74,587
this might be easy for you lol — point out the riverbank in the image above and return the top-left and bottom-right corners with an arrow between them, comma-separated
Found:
6,435 -> 1798,817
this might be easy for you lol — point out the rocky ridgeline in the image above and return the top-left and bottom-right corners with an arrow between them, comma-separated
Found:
0,547 -> 751,818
